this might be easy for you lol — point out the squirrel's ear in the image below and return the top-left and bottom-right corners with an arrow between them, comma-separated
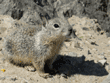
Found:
45,20 -> 49,27
42,26 -> 47,31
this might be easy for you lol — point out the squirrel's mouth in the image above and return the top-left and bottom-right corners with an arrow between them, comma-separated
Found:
64,36 -> 72,42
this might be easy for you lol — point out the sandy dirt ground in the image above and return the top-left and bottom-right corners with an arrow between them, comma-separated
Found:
0,15 -> 110,83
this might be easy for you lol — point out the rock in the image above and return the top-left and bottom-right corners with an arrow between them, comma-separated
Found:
98,60 -> 107,67
87,33 -> 92,38
25,66 -> 36,72
88,50 -> 91,55
92,48 -> 98,51
21,80 -> 28,83
10,77 -> 17,81
61,74 -> 67,78
85,41 -> 90,45
97,55 -> 105,59
100,52 -> 105,55
0,0 -> 110,37
0,0 -> 83,21
90,41 -> 96,45
20,10 -> 42,25
82,27 -> 89,31
74,41 -> 80,48
68,52 -> 77,57
0,77 -> 6,80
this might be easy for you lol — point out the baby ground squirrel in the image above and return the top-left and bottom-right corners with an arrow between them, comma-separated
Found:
2,17 -> 72,78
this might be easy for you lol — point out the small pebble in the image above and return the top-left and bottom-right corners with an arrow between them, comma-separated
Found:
90,41 -> 97,45
68,52 -> 77,57
0,77 -> 6,80
61,74 -> 67,78
25,66 -> 36,72
74,41 -> 80,48
57,75 -> 61,78
21,80 -> 28,83
10,77 -> 17,81
106,45 -> 109,47
92,48 -> 98,51
98,52 -> 105,55
98,60 -> 107,67
87,33 -> 92,37
97,55 -> 105,59
82,27 -> 89,31
101,52 -> 105,55
88,50 -> 91,55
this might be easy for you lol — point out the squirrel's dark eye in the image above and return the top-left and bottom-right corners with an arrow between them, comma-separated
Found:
54,24 -> 59,28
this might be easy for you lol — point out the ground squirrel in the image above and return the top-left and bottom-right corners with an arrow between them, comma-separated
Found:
2,17 -> 72,78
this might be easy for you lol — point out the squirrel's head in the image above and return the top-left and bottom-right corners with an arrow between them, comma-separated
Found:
41,17 -> 72,41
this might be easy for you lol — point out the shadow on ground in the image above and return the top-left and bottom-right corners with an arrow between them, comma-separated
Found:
44,54 -> 108,77
8,54 -> 108,78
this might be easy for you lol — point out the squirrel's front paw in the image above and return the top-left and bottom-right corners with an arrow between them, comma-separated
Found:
38,72 -> 53,79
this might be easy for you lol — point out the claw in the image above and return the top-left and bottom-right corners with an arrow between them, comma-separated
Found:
39,73 -> 53,79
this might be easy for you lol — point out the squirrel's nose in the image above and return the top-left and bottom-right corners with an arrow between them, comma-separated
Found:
62,26 -> 74,39
66,26 -> 72,37
63,27 -> 72,40
68,27 -> 73,36
65,26 -> 78,39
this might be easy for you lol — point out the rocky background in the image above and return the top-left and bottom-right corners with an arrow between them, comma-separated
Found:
0,0 -> 110,36
0,0 -> 110,83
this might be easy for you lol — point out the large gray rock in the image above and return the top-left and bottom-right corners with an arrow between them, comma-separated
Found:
0,0 -> 110,36
0,0 -> 83,20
